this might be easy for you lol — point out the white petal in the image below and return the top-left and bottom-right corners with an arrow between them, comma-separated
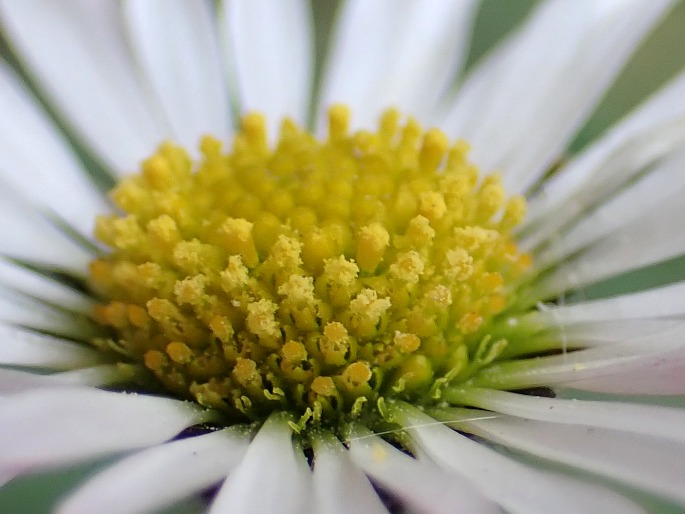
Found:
393,403 -> 645,514
0,322 -> 102,369
312,432 -> 387,514
442,0 -> 674,193
57,428 -> 249,514
448,387 -> 685,444
209,415 -> 311,514
123,0 -> 232,150
524,69 -> 685,248
562,355 -> 685,395
515,305 -> 685,356
0,388 -> 208,479
531,192 -> 685,296
472,339 -> 685,390
0,0 -> 170,174
0,60 -> 109,236
0,259 -> 92,314
0,285 -> 95,340
548,330 -> 685,395
521,309 -> 685,350
560,319 -> 685,344
347,431 -> 499,514
521,288 -> 685,357
0,365 -> 133,394
220,0 -> 313,133
0,187 -> 93,274
533,147 -> 685,270
319,0 -> 478,131
532,174 -> 685,294
456,411 -> 685,506
536,280 -> 685,325
0,368 -> 70,393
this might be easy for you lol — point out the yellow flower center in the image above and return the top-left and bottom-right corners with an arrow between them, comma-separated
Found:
90,106 -> 530,427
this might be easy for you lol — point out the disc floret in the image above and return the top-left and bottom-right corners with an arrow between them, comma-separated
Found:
90,106 -> 530,426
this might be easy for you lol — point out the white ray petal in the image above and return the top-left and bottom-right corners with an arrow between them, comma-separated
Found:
501,319 -> 685,360
529,318 -> 685,348
319,0 -> 477,131
576,319 -> 685,342
551,334 -> 685,395
0,322 -> 101,369
347,431 -> 499,514
0,196 -> 92,274
57,428 -> 249,514
436,26 -> 511,147
534,147 -> 685,269
457,412 -> 685,506
0,259 -> 92,314
0,365 -> 133,394
561,355 -> 685,395
220,0 -> 313,134
0,388 -> 208,479
209,415 -> 311,514
534,281 -> 685,325
394,403 -> 644,514
123,0 -> 232,150
472,340 -> 685,390
0,60 -> 109,236
0,0 -> 170,174
312,433 -> 387,514
524,69 -> 685,248
0,368 -> 71,394
532,194 -> 685,296
442,0 -> 674,194
0,285 -> 95,340
0,186 -> 93,274
449,388 -> 685,443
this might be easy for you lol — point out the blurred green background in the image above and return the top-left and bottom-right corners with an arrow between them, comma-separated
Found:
1,1 -> 685,513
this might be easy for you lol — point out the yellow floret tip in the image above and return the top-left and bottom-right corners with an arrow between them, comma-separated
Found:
90,105 -> 530,424
356,223 -> 390,273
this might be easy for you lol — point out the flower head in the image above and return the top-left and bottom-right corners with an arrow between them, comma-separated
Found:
1,1 -> 685,513
90,106 -> 530,432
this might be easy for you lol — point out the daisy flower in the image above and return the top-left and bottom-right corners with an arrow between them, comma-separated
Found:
1,1 -> 685,513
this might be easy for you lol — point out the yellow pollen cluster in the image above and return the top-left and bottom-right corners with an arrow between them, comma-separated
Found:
90,106 -> 530,424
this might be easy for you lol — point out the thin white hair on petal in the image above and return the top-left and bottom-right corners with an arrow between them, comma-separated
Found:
343,414 -> 501,445
535,299 -> 569,358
